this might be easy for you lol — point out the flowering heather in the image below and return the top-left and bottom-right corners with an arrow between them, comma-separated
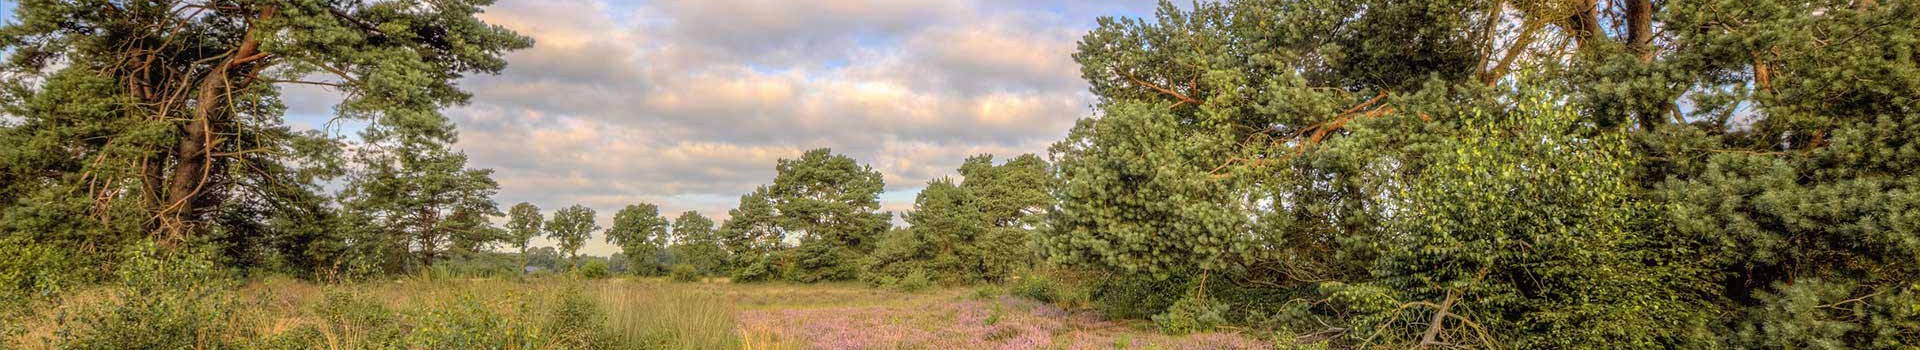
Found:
736,292 -> 1269,349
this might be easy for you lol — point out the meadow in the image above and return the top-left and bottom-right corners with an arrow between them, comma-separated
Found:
7,275 -> 1270,350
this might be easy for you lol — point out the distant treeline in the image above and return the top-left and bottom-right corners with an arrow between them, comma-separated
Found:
4,0 -> 1919,348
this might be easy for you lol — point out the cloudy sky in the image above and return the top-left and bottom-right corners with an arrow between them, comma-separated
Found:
279,0 -> 1159,255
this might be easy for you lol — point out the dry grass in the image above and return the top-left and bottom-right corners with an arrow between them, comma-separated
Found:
9,276 -> 1267,349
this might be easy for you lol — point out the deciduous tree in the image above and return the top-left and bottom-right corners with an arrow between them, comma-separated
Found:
605,203 -> 668,275
545,205 -> 597,271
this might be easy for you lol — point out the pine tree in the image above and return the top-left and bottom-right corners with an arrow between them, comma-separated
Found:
669,211 -> 724,276
767,148 -> 890,282
718,187 -> 783,281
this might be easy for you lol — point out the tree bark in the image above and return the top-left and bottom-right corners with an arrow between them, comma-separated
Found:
156,6 -> 275,243
1626,0 -> 1654,60
1569,0 -> 1602,50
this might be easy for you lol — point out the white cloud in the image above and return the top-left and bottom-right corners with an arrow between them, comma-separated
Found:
292,0 -> 1156,255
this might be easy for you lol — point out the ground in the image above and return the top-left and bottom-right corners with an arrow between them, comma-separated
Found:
10,277 -> 1270,349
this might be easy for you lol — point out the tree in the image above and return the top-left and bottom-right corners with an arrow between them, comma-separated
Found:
863,155 -> 1051,286
719,187 -> 786,282
524,247 -> 563,272
605,203 -> 669,275
0,0 -> 530,247
958,154 -> 1052,228
767,148 -> 891,282
1041,0 -> 1920,347
545,205 -> 597,271
669,211 -> 725,276
505,202 -> 543,271
339,142 -> 502,271
1043,0 -> 1709,346
956,154 -> 1052,276
864,178 -> 984,285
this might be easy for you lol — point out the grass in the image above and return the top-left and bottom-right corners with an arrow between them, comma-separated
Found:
8,276 -> 1267,349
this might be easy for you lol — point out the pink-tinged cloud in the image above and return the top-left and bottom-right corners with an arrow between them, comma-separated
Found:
286,0 -> 1160,255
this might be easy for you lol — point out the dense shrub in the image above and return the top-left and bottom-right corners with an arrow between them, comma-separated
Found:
1153,296 -> 1229,335
729,254 -> 780,283
578,259 -> 612,279
889,269 -> 933,292
668,264 -> 700,283
1040,1 -> 1920,347
304,290 -> 408,347
1010,273 -> 1062,303
543,287 -> 615,348
51,242 -> 256,349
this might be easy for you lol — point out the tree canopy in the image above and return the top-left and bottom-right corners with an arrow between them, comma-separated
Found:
1042,0 -> 1920,347
766,148 -> 890,282
0,0 -> 528,287
605,203 -> 669,275
670,211 -> 725,276
544,205 -> 597,270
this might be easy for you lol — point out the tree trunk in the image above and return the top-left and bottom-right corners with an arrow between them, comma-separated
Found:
1626,0 -> 1654,60
1569,0 -> 1602,50
157,68 -> 227,241
155,6 -> 274,244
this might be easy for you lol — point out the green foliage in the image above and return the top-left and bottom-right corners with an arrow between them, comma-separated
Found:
0,0 -> 529,283
1153,296 -> 1229,335
729,253 -> 782,283
506,202 -> 544,257
1010,270 -> 1090,308
667,264 -> 700,283
958,154 -> 1053,230
1732,280 -> 1920,349
606,203 -> 670,275
340,133 -> 503,273
578,259 -> 612,279
718,187 -> 782,275
546,204 -> 599,270
51,242 -> 256,349
890,269 -> 934,293
429,252 -> 525,279
863,179 -> 983,284
542,287 -> 615,348
0,234 -> 79,313
670,211 -> 727,276
862,155 -> 1051,286
768,148 -> 890,282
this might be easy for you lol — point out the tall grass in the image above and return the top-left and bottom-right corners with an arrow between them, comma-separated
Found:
592,279 -> 740,349
9,275 -> 770,349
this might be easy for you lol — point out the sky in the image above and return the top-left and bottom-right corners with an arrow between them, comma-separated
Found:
275,0 -> 1162,256
0,0 -> 1159,256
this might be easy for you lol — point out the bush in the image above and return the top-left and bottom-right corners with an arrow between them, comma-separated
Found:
578,260 -> 611,279
889,269 -> 933,292
973,285 -> 1005,300
266,290 -> 407,348
403,292 -> 535,348
52,241 -> 257,349
730,255 -> 780,283
1152,296 -> 1229,335
543,287 -> 613,348
668,264 -> 700,283
1012,271 -> 1063,303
